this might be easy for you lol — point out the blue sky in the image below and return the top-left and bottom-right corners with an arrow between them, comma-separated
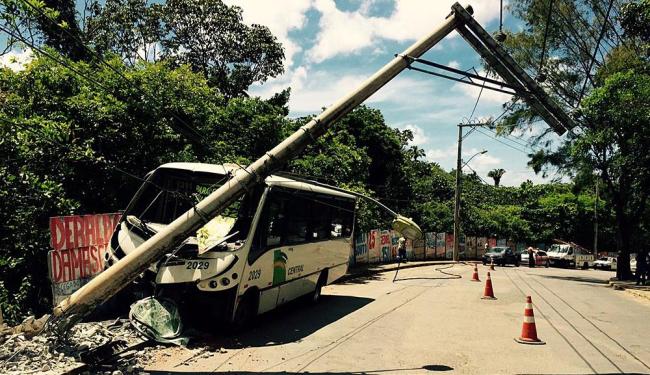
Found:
227,0 -> 566,186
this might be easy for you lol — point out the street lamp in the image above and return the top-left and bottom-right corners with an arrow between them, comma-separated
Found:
463,150 -> 488,168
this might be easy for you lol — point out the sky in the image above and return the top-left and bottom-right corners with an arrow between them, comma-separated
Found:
0,0 -> 566,186
224,0 -> 566,186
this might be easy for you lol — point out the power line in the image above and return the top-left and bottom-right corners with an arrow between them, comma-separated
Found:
483,127 -> 533,150
538,0 -> 554,73
462,163 -> 491,185
0,24 -> 111,92
473,127 -> 530,155
577,0 -> 615,105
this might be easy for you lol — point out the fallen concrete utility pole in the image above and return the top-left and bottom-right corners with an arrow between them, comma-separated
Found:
50,2 -> 575,330
50,3 -> 462,329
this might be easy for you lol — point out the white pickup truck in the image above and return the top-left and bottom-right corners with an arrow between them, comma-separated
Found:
547,244 -> 595,269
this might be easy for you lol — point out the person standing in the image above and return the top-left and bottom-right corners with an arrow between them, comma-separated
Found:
398,237 -> 407,263
636,250 -> 647,286
527,247 -> 535,268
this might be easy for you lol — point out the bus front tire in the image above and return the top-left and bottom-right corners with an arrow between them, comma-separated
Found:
231,292 -> 258,332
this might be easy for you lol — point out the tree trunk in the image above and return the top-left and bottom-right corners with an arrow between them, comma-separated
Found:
615,214 -> 632,280
38,0 -> 90,61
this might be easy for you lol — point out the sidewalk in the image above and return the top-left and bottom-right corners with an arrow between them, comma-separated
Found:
608,279 -> 650,291
337,259 -> 475,283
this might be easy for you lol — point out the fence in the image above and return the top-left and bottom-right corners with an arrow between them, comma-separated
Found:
351,229 -> 534,266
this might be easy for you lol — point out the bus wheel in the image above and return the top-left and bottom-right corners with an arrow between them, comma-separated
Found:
231,292 -> 257,332
311,272 -> 327,304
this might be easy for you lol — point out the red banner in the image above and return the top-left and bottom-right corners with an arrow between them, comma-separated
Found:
48,213 -> 120,304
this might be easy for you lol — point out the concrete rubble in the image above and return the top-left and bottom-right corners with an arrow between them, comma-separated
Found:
0,315 -> 155,374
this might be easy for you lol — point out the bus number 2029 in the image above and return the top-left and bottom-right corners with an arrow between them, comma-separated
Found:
186,261 -> 210,270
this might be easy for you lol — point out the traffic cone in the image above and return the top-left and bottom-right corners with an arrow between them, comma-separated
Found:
471,264 -> 480,282
489,259 -> 495,271
515,296 -> 545,345
481,272 -> 497,300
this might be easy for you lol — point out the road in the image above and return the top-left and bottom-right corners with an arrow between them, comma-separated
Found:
145,264 -> 650,374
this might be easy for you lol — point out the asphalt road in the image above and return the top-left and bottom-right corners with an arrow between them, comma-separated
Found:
146,263 -> 650,374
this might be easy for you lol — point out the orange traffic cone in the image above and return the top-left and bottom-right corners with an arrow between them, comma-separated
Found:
489,259 -> 495,271
515,296 -> 545,345
471,264 -> 480,282
481,272 -> 497,300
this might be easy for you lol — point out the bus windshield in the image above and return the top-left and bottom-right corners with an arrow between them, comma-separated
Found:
125,167 -> 263,244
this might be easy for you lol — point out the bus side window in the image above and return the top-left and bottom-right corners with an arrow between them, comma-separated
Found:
311,199 -> 331,240
329,199 -> 354,239
284,194 -> 310,245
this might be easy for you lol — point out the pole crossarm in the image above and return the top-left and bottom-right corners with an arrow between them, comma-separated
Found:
406,65 -> 518,96
405,56 -> 520,92
451,3 -> 576,135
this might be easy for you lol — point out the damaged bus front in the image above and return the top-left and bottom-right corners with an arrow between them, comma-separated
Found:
106,163 -> 356,328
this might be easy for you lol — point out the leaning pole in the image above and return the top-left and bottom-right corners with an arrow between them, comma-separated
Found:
50,5 -> 467,327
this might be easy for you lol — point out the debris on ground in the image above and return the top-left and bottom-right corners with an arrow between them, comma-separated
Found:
0,316 -> 149,374
129,297 -> 189,346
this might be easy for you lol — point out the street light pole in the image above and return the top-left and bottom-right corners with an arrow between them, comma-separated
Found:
453,125 -> 463,262
453,123 -> 489,262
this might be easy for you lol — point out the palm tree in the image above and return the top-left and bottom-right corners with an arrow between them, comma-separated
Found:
487,168 -> 506,187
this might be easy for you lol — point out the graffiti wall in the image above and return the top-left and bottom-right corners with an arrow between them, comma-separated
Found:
47,213 -> 121,305
352,229 -> 531,264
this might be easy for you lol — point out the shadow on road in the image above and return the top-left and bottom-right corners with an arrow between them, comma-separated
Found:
147,363 -> 454,374
535,274 -> 610,285
191,294 -> 374,350
337,272 -> 384,285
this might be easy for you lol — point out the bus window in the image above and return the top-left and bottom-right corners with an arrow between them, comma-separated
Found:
284,195 -> 310,245
249,187 -> 355,263
329,202 -> 354,239
311,200 -> 332,240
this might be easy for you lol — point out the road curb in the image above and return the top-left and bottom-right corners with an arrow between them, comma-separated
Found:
337,260 -> 465,283
608,279 -> 650,291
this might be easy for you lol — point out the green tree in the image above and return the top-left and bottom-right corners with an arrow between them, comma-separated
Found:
501,0 -> 648,279
0,53 -> 290,324
1,0 -> 285,97
487,168 -> 506,187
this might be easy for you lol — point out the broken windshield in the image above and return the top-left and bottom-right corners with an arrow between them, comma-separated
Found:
126,167 -> 263,244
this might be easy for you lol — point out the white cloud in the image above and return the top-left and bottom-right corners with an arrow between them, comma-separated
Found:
250,66 -> 445,115
399,124 -> 428,146
453,69 -> 513,105
426,145 -> 456,162
225,0 -> 312,69
0,49 -> 33,72
448,60 -> 461,69
308,0 -> 502,63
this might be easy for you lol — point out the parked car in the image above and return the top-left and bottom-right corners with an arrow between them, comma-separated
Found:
593,257 -> 617,270
482,246 -> 520,267
520,249 -> 550,267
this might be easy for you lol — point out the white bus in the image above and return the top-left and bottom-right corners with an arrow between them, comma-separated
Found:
106,163 -> 356,328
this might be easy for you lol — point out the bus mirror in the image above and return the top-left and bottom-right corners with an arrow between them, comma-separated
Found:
392,215 -> 423,240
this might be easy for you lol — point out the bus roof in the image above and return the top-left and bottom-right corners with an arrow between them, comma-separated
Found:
157,163 -> 356,200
